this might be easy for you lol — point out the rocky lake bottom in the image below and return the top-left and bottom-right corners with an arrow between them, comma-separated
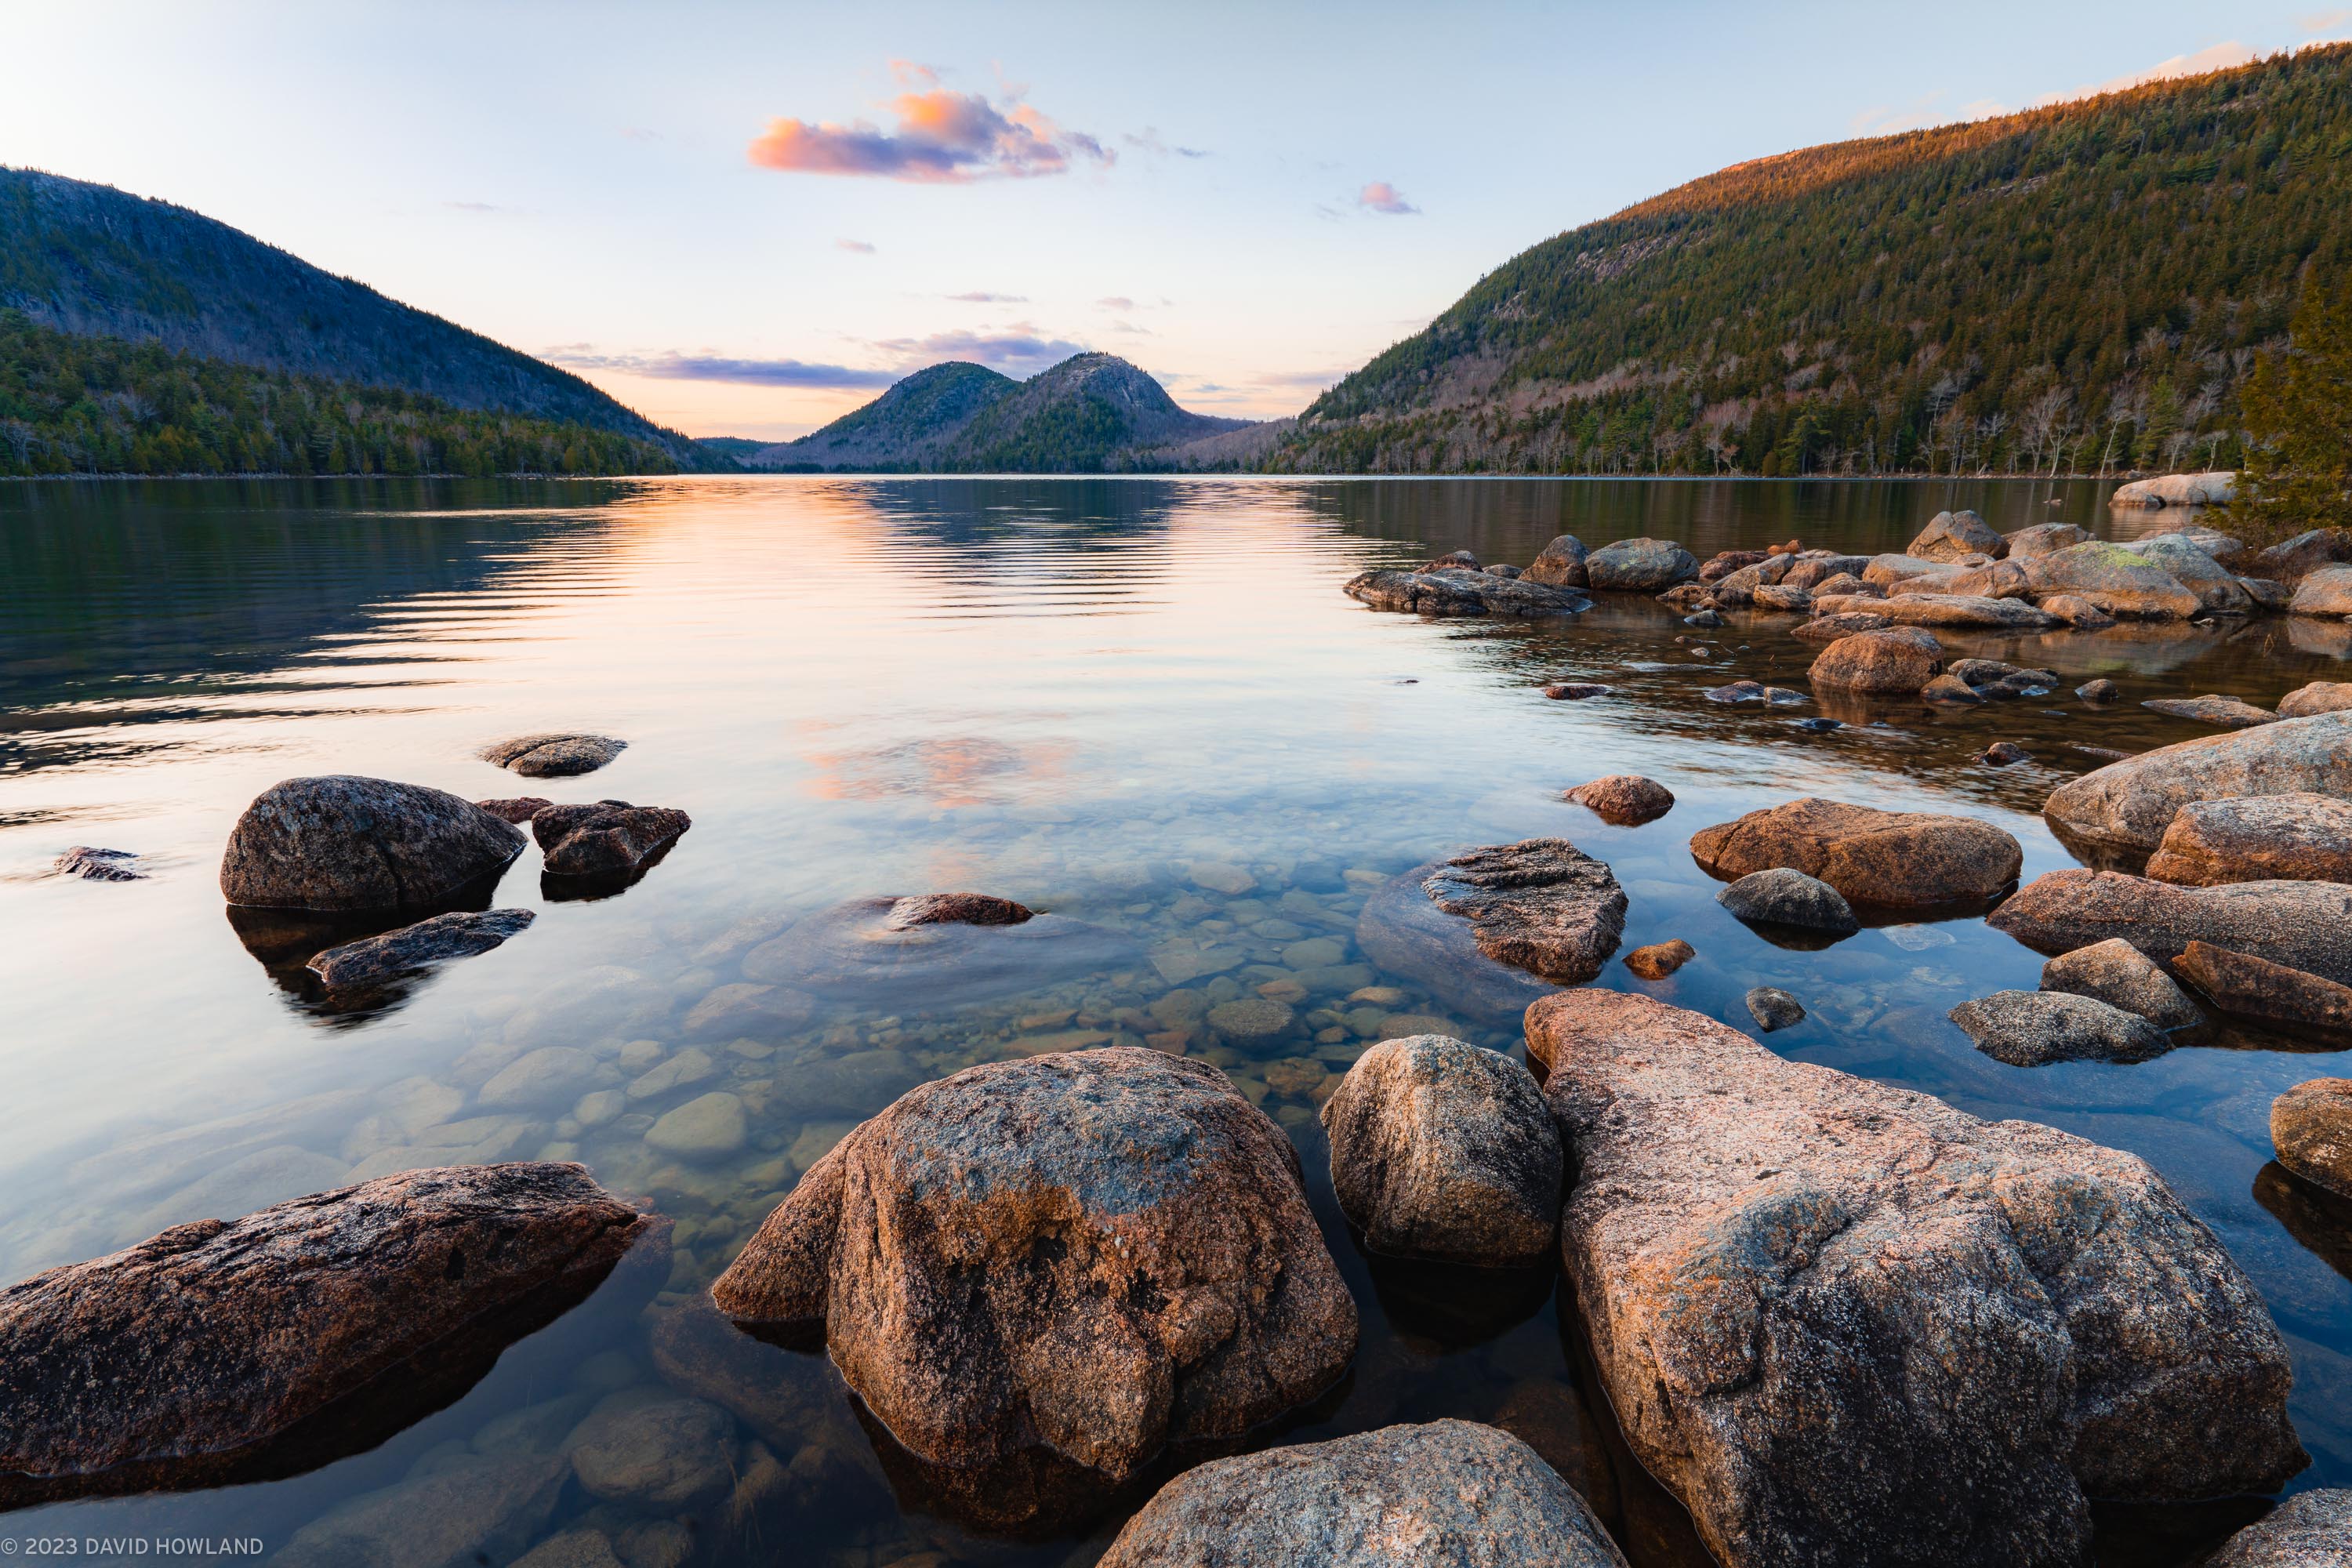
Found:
2,474 -> 2347,1566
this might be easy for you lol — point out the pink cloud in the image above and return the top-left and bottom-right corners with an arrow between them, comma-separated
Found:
1357,180 -> 1419,215
836,238 -> 877,253
747,81 -> 1112,183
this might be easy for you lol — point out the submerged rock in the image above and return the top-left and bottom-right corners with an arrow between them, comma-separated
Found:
742,894 -> 1140,1007
1526,989 -> 2304,1568
2147,793 -> 2352,887
2076,678 -> 2122,703
481,733 -> 627,778
2040,711 -> 2352,852
2141,695 -> 2278,728
1690,797 -> 2022,911
1566,774 -> 1675,826
711,1048 -> 1356,1493
1717,867 -> 1859,935
53,846 -> 143,881
1922,673 -> 1984,704
2039,938 -> 2201,1030
1584,537 -> 1699,591
1416,839 -> 1627,985
1096,1421 -> 1628,1568
1907,508 -> 2003,562
1806,627 -> 1944,693
1949,989 -> 2172,1067
1524,534 -> 1589,588
2176,942 -> 2352,1039
1321,1035 -> 1561,1267
565,1392 -> 736,1508
1624,938 -> 1695,979
0,1163 -> 652,1507
306,908 -> 535,993
1744,985 -> 1805,1031
1987,870 -> 2352,985
2271,1080 -> 2352,1200
2205,1489 -> 2352,1567
1356,864 -> 1559,1024
1344,568 -> 1591,618
533,800 -> 691,878
276,1454 -> 568,1568
1543,682 -> 1611,700
220,776 -> 525,913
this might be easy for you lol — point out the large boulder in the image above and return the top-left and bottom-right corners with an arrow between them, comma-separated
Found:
2205,1489 -> 2352,1566
710,1048 -> 1356,1489
2039,938 -> 2201,1029
1414,839 -> 1626,983
220,776 -> 526,912
1523,533 -> 1589,587
2111,471 -> 2235,508
2122,535 -> 2255,615
1822,592 -> 2059,630
1690,797 -> 2021,911
2252,526 -> 2352,584
1947,989 -> 2172,1066
1806,627 -> 1944,693
1907,508 -> 2004,561
1344,568 -> 1590,617
0,1164 -> 652,1507
1584,537 -> 1699,592
1095,1421 -> 1628,1568
1320,1035 -> 1561,1267
533,800 -> 691,878
2145,793 -> 2352,886
2018,542 -> 2201,619
2290,564 -> 2352,619
742,894 -> 1140,1007
2271,1080 -> 2352,1200
2040,711 -> 2352,852
2278,680 -> 2352,717
1356,864 -> 1558,1024
2176,942 -> 2352,1037
1987,870 -> 2352,985
1526,989 -> 2304,1568
2002,522 -> 2089,558
481,733 -> 626,778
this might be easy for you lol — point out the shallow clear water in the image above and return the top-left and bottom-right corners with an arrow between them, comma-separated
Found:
1,475 -> 2346,1566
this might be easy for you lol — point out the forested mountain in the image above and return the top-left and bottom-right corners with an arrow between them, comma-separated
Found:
751,353 -> 1250,473
0,166 -> 713,471
1265,44 -> 2352,477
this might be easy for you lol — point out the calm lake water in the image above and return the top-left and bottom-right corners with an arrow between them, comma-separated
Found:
2,476 -> 2347,1566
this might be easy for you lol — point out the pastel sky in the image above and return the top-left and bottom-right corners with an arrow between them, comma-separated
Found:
5,2 -> 2348,441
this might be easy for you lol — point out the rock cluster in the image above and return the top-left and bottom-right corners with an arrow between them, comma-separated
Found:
1345,565 -> 1590,617
2041,712 -> 2352,852
1989,870 -> 2352,985
2145,793 -> 2352,886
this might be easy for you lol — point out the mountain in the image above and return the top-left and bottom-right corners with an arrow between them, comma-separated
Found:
691,436 -> 773,462
1264,44 -> 2352,477
0,166 -> 713,470
750,353 -> 1250,472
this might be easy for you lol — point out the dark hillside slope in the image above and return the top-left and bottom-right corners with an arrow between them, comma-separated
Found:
1272,44 -> 2352,477
0,167 -> 707,466
750,361 -> 1014,470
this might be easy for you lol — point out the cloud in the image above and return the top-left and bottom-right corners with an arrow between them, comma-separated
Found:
539,348 -> 898,390
1095,296 -> 1135,311
1124,127 -> 1209,158
1356,180 -> 1419,215
621,126 -> 660,143
747,78 -> 1112,183
2027,40 -> 2257,107
889,59 -> 943,88
1105,320 -> 1152,336
444,200 -> 504,213
836,238 -> 877,253
867,325 -> 1086,374
2299,7 -> 2352,31
947,291 -> 1029,303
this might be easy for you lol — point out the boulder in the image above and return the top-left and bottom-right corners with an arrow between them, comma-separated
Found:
1624,938 -> 1695,979
742,895 -> 1140,1007
1690,797 -> 2022,911
2019,543 -> 2201,619
1948,990 -> 2172,1067
1864,553 -> 1954,586
1745,986 -> 1805,1031
2145,793 -> 2352,887
1987,870 -> 2352,985
2041,594 -> 2118,628
710,1048 -> 1356,1487
2002,522 -> 2090,558
2076,678 -> 2122,703
1980,741 -> 2031,767
2039,939 -> 2201,1030
1839,593 -> 2060,631
481,734 -> 626,778
2289,564 -> 2352,619
1907,509 -> 2004,561
1344,568 -> 1590,617
220,776 -> 526,913
2278,680 -> 2352,718
1711,554 -> 1794,607
1319,1035 -> 1561,1267
1417,550 -> 1479,572
2122,535 -> 2254,615
1367,840 -> 1627,989
0,1163 -> 651,1507
1094,1421 -> 1628,1568
306,909 -> 535,993
2176,942 -> 2352,1038
1791,610 -> 1893,645
1717,868 -> 1858,934
1751,583 -> 1814,613
2270,1080 -> 2352,1199
2040,711 -> 2352,851
1584,537 -> 1699,592
1922,673 -> 1984,704
1701,549 -> 1771,583
2205,1489 -> 2352,1567
1937,558 -> 2033,600
1524,534 -> 1589,588
532,800 -> 690,878
1807,628 -> 1944,694
477,797 -> 553,824
2252,526 -> 2352,584
2110,471 -> 2235,508
1566,774 -> 1675,826
2141,695 -> 2278,728
1356,864 -> 1559,1025
53,846 -> 143,881
1783,554 -> 1871,589
1526,988 -> 2303,1568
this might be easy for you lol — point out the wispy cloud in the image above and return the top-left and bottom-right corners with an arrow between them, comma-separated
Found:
889,59 -> 944,88
2299,7 -> 2352,32
836,238 -> 877,254
621,126 -> 660,143
1356,180 -> 1419,216
868,325 -> 1086,375
1124,127 -> 1208,159
2027,40 -> 2257,108
1105,320 -> 1152,336
947,291 -> 1029,303
747,73 -> 1112,183
540,348 -> 898,390
1095,296 -> 1135,311
445,200 -> 505,214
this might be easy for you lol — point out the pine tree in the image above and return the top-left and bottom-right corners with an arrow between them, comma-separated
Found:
2234,274 -> 2352,544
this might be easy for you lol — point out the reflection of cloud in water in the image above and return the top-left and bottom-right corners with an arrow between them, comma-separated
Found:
797,732 -> 1073,808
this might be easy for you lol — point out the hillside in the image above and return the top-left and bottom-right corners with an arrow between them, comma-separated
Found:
750,353 -> 1250,472
1266,44 -> 2352,477
0,166 -> 713,469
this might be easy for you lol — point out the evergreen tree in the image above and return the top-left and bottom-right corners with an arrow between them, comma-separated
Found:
2234,275 -> 2352,543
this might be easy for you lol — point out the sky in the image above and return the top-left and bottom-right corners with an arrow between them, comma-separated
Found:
5,2 -> 2350,441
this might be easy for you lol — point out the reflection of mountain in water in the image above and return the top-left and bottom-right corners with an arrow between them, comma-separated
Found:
846,478 -> 1185,607
0,477 -> 631,773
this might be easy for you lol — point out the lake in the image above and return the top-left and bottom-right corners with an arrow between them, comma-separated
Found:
2,475 -> 2346,1566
